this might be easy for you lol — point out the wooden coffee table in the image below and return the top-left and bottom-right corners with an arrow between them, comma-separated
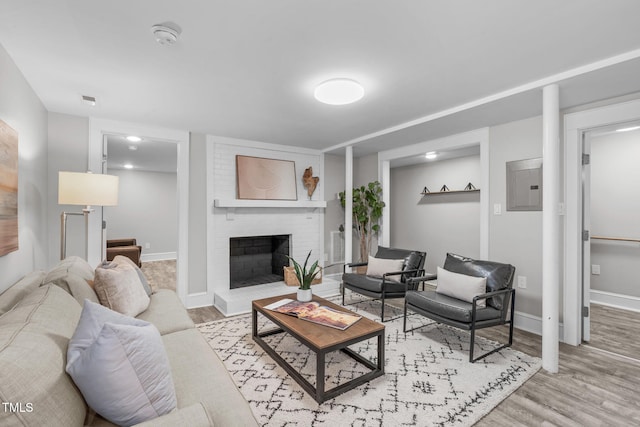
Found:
252,293 -> 385,403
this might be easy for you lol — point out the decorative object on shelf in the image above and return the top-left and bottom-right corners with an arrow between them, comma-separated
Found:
0,119 -> 19,256
288,250 -> 321,302
302,166 -> 320,200
236,155 -> 297,201
339,181 -> 385,262
464,182 -> 476,191
440,185 -> 450,192
421,186 -> 430,195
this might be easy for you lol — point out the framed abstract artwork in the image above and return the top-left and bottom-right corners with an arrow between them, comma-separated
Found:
0,119 -> 18,256
236,155 -> 297,200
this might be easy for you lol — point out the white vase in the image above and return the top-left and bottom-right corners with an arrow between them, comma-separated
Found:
297,288 -> 312,302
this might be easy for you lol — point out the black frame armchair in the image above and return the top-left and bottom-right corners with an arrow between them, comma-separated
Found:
403,253 -> 515,362
342,246 -> 426,322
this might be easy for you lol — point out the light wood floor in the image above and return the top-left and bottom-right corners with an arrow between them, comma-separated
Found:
187,298 -> 640,426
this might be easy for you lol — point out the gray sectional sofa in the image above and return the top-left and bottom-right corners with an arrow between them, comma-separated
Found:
0,257 -> 258,427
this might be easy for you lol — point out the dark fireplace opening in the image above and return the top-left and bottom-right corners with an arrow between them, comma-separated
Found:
229,235 -> 290,289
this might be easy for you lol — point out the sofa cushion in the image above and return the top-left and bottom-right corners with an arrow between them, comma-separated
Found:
137,289 -> 195,335
443,253 -> 515,310
94,256 -> 150,316
436,267 -> 487,308
405,290 -> 501,324
67,300 -> 177,426
43,256 -> 99,305
343,272 -> 407,294
366,255 -> 404,282
162,328 -> 258,426
0,285 -> 86,427
0,270 -> 46,315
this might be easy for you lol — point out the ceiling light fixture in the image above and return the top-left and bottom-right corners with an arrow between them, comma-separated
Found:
425,152 -> 438,160
124,164 -> 134,169
126,135 -> 142,142
151,23 -> 181,46
314,78 -> 364,105
616,125 -> 640,132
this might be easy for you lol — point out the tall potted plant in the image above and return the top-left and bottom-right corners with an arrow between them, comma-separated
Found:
288,250 -> 320,302
339,181 -> 385,262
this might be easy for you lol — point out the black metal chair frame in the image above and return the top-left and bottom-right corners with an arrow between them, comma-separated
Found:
342,261 -> 424,322
403,276 -> 515,363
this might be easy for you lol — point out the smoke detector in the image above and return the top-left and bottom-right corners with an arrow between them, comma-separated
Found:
151,23 -> 181,46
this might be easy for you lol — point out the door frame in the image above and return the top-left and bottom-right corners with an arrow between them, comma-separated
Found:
564,98 -> 640,346
88,118 -> 190,304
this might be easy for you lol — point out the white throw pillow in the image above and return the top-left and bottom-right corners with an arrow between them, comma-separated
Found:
94,255 -> 150,316
436,267 -> 487,308
366,256 -> 405,282
66,300 -> 177,426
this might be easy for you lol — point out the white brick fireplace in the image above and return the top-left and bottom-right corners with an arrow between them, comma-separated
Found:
205,136 -> 340,315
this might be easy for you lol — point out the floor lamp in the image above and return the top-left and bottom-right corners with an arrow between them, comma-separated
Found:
58,171 -> 119,260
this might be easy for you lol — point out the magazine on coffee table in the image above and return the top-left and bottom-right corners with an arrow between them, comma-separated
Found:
264,299 -> 362,330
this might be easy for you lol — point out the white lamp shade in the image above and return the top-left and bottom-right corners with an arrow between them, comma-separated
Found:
58,172 -> 119,206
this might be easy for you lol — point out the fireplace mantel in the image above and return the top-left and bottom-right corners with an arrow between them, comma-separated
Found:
214,199 -> 327,209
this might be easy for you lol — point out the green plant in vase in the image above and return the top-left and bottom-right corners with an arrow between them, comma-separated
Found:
288,250 -> 320,302
339,180 -> 385,262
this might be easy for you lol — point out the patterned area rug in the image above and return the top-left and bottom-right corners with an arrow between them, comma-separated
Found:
197,297 -> 540,426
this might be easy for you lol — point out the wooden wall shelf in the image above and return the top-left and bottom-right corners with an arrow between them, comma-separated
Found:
420,189 -> 480,196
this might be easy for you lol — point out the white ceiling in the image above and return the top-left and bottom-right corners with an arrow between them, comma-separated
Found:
2,1 -> 640,158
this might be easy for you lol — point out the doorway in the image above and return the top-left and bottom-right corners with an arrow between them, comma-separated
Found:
88,118 -> 190,305
564,97 -> 640,346
103,134 -> 178,291
582,124 -> 640,359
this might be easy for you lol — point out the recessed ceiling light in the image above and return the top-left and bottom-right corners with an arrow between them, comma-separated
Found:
124,164 -> 134,169
616,125 -> 640,132
126,136 -> 142,142
128,145 -> 138,151
425,152 -> 438,160
81,95 -> 96,106
314,79 -> 364,105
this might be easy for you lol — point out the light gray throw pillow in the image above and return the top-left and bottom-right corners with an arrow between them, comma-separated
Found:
366,255 -> 405,282
436,267 -> 487,308
66,300 -> 177,426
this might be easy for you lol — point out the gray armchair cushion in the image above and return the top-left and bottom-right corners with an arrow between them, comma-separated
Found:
443,253 -> 514,310
342,273 -> 406,294
405,290 -> 501,323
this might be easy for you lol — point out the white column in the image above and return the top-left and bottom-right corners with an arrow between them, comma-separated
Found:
380,160 -> 390,247
345,146 -> 353,268
542,84 -> 560,373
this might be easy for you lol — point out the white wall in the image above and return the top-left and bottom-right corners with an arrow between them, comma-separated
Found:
47,113 -> 89,266
188,133 -> 208,294
323,154 -> 345,275
590,128 -> 640,297
489,116 -> 544,318
0,43 -> 49,291
390,155 -> 481,273
105,169 -> 177,258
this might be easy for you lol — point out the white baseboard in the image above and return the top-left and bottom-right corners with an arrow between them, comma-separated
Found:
590,290 -> 640,313
141,252 -> 177,262
185,291 -> 214,309
513,311 -> 565,342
